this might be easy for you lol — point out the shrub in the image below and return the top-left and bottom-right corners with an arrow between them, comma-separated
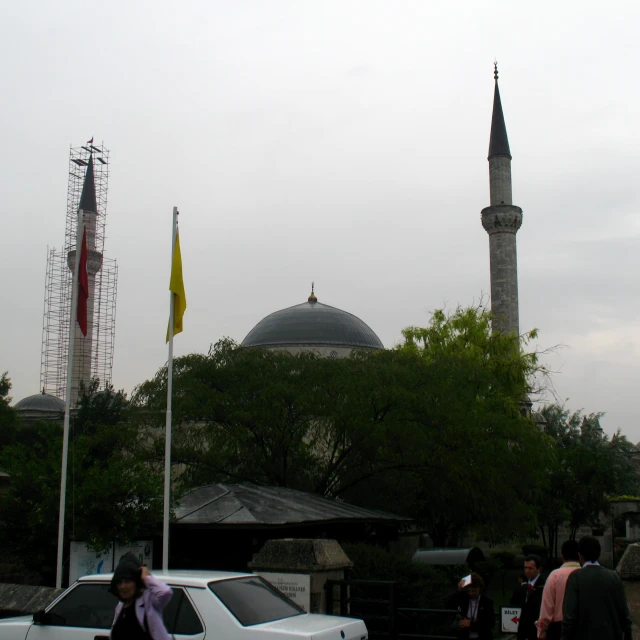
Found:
521,544 -> 549,562
343,543 -> 460,608
489,551 -> 516,570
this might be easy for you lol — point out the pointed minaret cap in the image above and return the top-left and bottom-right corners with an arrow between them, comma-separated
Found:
308,282 -> 317,303
488,63 -> 512,160
78,154 -> 98,213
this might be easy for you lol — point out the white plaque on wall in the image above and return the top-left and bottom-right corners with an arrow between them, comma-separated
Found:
259,572 -> 311,611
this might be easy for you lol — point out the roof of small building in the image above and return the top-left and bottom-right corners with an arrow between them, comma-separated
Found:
14,391 -> 65,413
242,293 -> 384,351
175,484 -> 411,528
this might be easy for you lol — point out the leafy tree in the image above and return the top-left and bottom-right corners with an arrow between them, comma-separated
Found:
0,382 -> 165,584
345,306 -> 552,545
536,404 -> 639,557
0,372 -> 20,449
134,306 -> 552,547
132,339 -> 413,497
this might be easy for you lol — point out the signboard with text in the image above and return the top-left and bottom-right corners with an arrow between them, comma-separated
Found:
69,541 -> 153,584
501,606 -> 521,633
259,572 -> 311,612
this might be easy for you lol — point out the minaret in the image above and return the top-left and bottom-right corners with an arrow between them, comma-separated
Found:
67,155 -> 103,404
481,64 -> 523,335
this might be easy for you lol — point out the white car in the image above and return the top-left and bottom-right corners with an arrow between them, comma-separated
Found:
0,570 -> 368,640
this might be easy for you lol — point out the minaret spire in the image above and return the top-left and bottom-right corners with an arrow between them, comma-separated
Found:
481,65 -> 523,336
79,154 -> 97,213
488,63 -> 511,160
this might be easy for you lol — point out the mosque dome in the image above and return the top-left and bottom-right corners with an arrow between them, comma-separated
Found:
14,391 -> 65,422
242,290 -> 384,352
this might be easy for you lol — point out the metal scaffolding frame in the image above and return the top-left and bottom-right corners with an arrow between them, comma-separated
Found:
40,143 -> 118,402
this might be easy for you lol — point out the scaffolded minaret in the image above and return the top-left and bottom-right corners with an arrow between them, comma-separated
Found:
41,143 -> 118,405
67,155 -> 104,404
481,64 -> 523,336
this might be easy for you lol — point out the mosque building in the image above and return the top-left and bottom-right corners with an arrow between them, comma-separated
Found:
15,69 -> 522,419
239,65 -> 522,360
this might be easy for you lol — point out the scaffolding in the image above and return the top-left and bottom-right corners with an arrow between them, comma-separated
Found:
40,143 -> 118,402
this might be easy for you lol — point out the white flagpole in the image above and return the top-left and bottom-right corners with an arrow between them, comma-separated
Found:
163,206 -> 178,572
56,210 -> 84,589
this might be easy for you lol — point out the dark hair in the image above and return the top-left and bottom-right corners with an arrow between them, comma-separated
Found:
468,572 -> 484,589
561,540 -> 579,562
577,536 -> 601,562
524,554 -> 542,569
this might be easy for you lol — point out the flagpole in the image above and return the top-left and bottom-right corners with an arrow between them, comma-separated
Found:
163,206 -> 178,572
56,209 -> 84,589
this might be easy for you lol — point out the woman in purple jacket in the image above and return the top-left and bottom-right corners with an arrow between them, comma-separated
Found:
110,552 -> 173,640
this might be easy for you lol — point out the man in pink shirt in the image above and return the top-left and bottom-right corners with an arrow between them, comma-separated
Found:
536,540 -> 580,640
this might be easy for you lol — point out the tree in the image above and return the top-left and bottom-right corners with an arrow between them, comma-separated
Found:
0,372 -> 20,449
372,306 -> 552,545
0,382 -> 165,583
536,404 -> 639,557
132,339 -> 412,497
134,306 -> 552,547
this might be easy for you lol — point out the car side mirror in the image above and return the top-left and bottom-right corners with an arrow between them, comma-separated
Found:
33,610 -> 52,624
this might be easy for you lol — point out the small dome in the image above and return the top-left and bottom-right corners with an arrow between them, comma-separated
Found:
532,411 -> 547,425
15,392 -> 65,413
242,298 -> 383,350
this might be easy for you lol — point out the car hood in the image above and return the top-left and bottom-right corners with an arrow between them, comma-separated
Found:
257,613 -> 367,640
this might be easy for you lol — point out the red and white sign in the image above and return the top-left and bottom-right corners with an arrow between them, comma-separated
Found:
501,607 -> 521,633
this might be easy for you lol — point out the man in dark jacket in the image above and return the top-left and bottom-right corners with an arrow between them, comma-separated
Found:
561,536 -> 632,640
510,554 -> 545,640
448,573 -> 495,640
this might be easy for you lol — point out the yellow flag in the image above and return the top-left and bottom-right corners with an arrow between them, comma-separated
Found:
166,230 -> 187,342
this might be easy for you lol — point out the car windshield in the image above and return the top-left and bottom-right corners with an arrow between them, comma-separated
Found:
209,576 -> 304,626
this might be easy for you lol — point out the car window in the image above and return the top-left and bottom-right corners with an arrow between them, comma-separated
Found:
163,588 -> 204,635
46,583 -> 117,629
208,576 -> 304,627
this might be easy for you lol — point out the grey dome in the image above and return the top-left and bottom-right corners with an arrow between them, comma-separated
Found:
15,392 -> 65,413
242,298 -> 384,350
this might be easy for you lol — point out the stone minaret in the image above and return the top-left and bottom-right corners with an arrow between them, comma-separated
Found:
481,64 -> 523,336
67,155 -> 103,404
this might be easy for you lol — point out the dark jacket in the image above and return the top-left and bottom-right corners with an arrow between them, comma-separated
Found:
448,592 -> 495,640
510,575 -> 546,640
561,564 -> 632,640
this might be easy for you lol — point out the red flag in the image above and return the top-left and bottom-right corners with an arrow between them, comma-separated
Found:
77,227 -> 89,336
87,136 -> 93,144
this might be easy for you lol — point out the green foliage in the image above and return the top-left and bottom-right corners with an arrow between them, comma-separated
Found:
132,339 -> 424,497
535,404 -> 639,557
0,382 -> 165,582
0,372 -> 20,451
521,544 -> 549,560
132,306 -> 552,548
381,306 -> 551,545
488,550 -> 516,569
343,543 -> 459,608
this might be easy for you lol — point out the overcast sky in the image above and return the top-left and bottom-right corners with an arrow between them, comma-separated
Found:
1,1 -> 639,441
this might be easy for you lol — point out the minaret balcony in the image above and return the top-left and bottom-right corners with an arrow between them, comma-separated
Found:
481,204 -> 523,235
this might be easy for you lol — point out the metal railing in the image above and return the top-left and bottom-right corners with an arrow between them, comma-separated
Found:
325,579 -> 458,640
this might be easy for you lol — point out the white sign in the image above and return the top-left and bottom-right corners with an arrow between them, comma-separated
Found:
501,607 -> 521,634
116,541 -> 153,569
259,572 -> 311,611
69,542 -> 114,584
69,541 -> 153,584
